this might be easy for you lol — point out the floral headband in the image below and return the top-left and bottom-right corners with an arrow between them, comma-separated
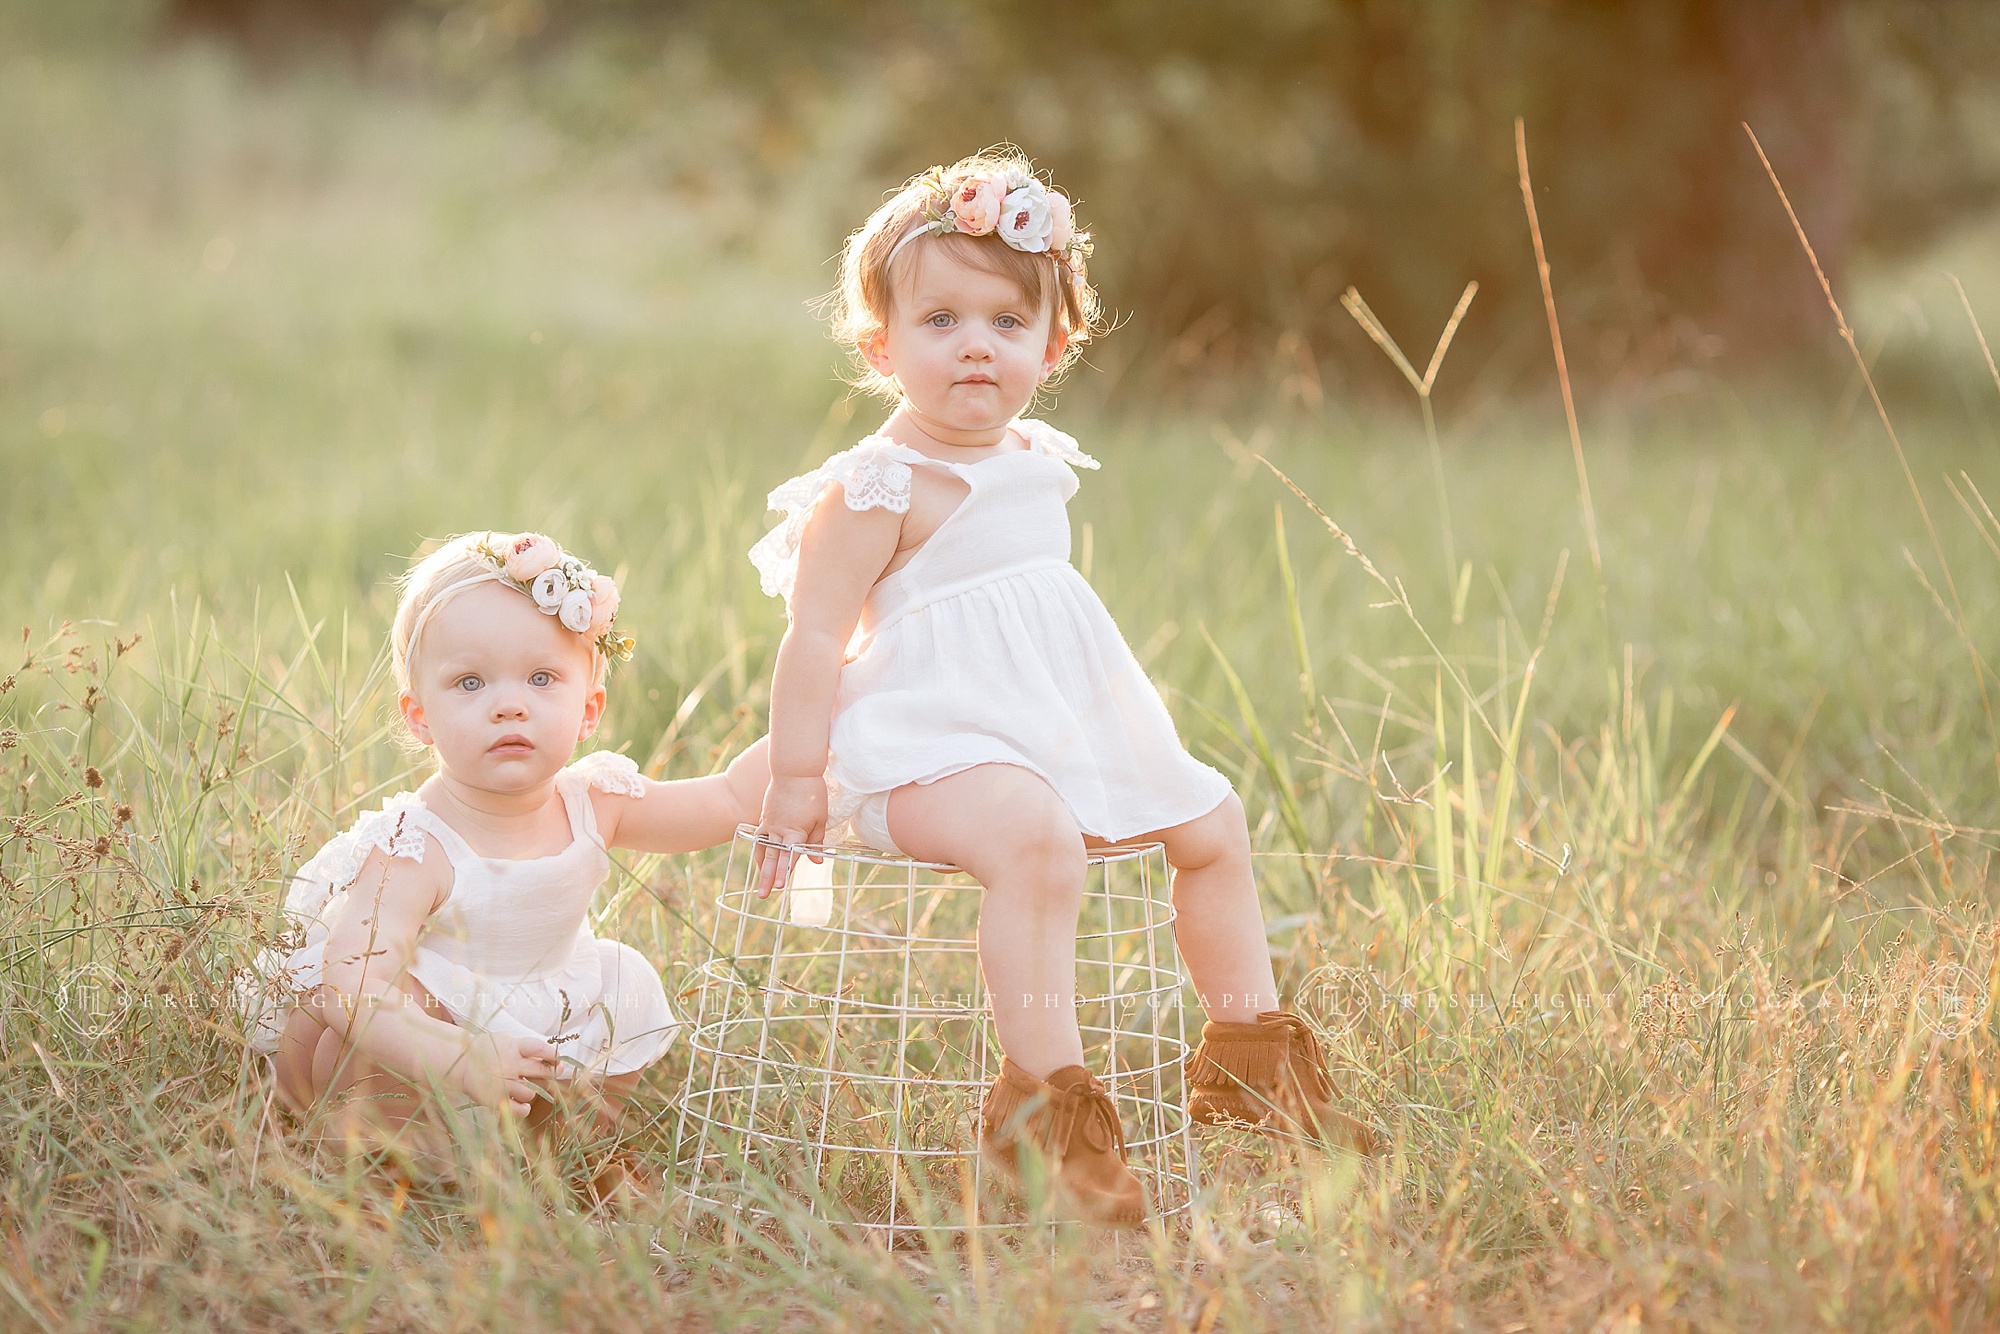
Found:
885,165 -> 1090,276
473,533 -> 635,663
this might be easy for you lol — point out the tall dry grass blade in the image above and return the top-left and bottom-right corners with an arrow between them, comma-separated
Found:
1483,648 -> 1540,888
1342,282 -> 1474,606
1948,272 -> 2000,398
1949,472 -> 2000,561
1745,122 -> 2000,790
1421,281 -> 1479,394
1460,697 -> 1484,926
1340,289 -> 1424,392
1432,672 -> 1454,909
1952,472 -> 2000,560
1663,701 -> 1738,835
1273,503 -> 1318,727
1515,117 -> 1603,587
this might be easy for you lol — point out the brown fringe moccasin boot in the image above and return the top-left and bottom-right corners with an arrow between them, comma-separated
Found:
1185,1011 -> 1380,1155
980,1058 -> 1147,1226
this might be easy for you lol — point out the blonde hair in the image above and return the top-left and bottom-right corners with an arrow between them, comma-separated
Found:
390,532 -> 608,704
826,149 -> 1105,399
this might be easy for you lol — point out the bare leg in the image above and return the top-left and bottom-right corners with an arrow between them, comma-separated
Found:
1092,792 -> 1280,1023
888,765 -> 1088,1078
273,974 -> 464,1150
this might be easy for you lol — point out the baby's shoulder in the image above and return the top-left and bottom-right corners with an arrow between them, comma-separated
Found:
771,435 -> 925,517
563,749 -> 647,800
753,435 -> 926,605
345,828 -> 453,905
310,793 -> 438,871
285,792 -> 454,921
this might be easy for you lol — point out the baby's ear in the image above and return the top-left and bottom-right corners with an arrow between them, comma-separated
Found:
399,692 -> 432,745
1040,324 -> 1070,381
859,329 -> 894,378
578,680 -> 608,741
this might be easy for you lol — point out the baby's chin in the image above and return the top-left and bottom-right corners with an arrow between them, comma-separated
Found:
439,746 -> 572,790
918,389 -> 1028,431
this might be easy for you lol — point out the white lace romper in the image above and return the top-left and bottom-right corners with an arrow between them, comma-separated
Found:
240,751 -> 678,1079
749,418 -> 1232,854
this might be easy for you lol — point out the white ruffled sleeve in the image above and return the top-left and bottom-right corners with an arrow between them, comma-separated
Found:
748,439 -> 916,610
279,793 -> 433,929
567,749 -> 647,799
1015,418 -> 1100,470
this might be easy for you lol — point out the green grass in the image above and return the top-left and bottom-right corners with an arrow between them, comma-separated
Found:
7,35 -> 2000,1332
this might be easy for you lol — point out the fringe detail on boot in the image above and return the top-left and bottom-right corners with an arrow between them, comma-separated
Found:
1258,1010 -> 1336,1102
1185,1029 -> 1288,1090
980,1058 -> 1050,1145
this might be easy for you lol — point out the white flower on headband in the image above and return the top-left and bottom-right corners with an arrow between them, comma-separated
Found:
476,533 -> 635,663
997,180 -> 1053,253
558,589 -> 594,633
531,568 -> 566,610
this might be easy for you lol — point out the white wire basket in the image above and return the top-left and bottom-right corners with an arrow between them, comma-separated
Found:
674,825 -> 1197,1244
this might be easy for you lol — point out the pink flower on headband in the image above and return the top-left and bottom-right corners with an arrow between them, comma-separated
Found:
502,533 -> 561,582
950,173 -> 1005,236
1047,192 -> 1074,254
588,575 -> 619,638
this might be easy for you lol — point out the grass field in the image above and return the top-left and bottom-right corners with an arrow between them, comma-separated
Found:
8,33 -> 2000,1332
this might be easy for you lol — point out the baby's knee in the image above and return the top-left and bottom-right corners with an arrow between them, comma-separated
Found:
272,1009 -> 325,1113
1169,792 -> 1251,870
986,777 -> 1085,879
1004,815 -> 1086,882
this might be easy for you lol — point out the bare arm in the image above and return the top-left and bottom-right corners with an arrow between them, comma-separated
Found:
312,843 -> 555,1113
756,485 -> 903,891
595,736 -> 771,854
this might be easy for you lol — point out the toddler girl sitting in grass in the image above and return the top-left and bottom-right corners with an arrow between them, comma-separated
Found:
244,531 -> 767,1185
750,150 -> 1377,1226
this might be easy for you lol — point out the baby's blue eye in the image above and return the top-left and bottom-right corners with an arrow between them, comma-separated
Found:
927,312 -> 954,328
995,314 -> 1020,330
455,675 -> 482,692
530,670 -> 554,688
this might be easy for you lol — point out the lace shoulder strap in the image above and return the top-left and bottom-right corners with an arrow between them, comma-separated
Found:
749,436 -> 922,608
1015,418 -> 1100,471
280,792 -> 441,927
564,749 -> 647,799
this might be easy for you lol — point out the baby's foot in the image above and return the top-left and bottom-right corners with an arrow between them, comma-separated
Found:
979,1059 -> 1147,1226
1185,1011 -> 1380,1155
577,1147 -> 656,1212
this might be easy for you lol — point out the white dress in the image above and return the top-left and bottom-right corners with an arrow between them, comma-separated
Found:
750,418 -> 1232,851
239,752 -> 677,1079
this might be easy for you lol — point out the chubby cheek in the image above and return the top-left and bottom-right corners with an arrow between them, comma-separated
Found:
429,692 -> 502,751
552,682 -> 598,740
430,702 -> 484,754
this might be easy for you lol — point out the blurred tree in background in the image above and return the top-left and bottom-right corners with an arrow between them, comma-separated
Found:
135,0 -> 2000,399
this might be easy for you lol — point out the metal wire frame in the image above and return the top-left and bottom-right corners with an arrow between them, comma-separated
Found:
674,826 -> 1197,1245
